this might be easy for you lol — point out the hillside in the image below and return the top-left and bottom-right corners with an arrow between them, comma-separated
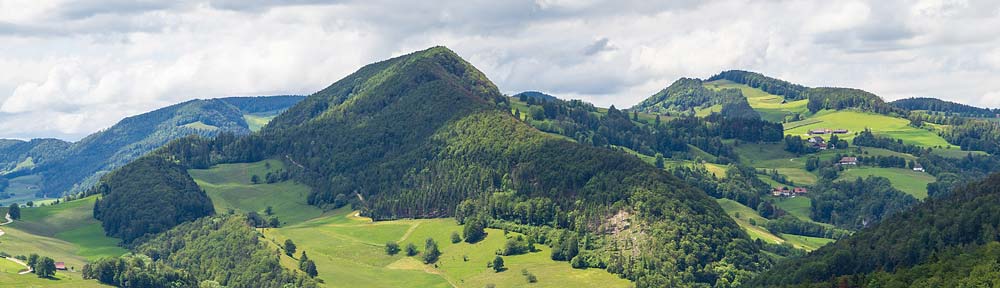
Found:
0,95 -> 303,204
631,78 -> 761,120
891,97 -> 998,118
97,46 -> 769,287
750,172 -> 1000,287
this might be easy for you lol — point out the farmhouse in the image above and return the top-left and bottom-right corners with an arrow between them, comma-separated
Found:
808,128 -> 849,135
793,187 -> 808,194
55,262 -> 66,270
808,136 -> 828,150
838,157 -> 858,165
913,163 -> 924,172
772,187 -> 790,197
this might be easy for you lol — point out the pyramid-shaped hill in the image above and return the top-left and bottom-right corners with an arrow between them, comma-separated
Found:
97,46 -> 768,286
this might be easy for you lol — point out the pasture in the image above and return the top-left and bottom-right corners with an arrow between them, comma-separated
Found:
836,167 -> 935,199
784,110 -> 952,148
704,80 -> 810,122
189,159 -> 327,225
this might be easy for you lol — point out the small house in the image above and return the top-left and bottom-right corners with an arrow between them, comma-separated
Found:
913,163 -> 924,172
808,136 -> 825,144
838,157 -> 858,165
55,262 -> 66,270
772,187 -> 791,197
832,129 -> 849,134
793,187 -> 808,194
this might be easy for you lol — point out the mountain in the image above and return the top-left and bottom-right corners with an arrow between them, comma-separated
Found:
631,77 -> 761,119
0,95 -> 304,202
93,46 -> 768,287
750,172 -> 1000,287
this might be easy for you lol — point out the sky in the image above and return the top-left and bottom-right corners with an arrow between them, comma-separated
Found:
2,0 -> 1000,140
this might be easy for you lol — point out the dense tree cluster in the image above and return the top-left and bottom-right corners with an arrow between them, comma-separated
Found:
707,70 -> 809,101
764,216 -> 850,239
83,254 -> 197,287
751,173 -> 1000,287
805,87 -> 905,115
133,215 -> 317,287
891,97 -> 999,118
90,156 -> 214,243
809,177 -> 918,230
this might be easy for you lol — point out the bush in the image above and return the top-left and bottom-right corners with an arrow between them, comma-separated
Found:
385,242 -> 400,255
451,231 -> 462,243
406,243 -> 418,256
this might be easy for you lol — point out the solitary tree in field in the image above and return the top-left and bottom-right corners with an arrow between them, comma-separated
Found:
385,242 -> 400,255
492,256 -> 505,272
450,231 -> 462,243
251,175 -> 261,184
406,243 -> 418,256
463,218 -> 486,243
264,206 -> 273,216
35,256 -> 56,278
301,260 -> 318,278
7,203 -> 20,220
284,239 -> 296,256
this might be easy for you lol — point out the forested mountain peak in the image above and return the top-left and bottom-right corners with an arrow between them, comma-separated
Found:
266,46 -> 500,130
631,77 -> 761,119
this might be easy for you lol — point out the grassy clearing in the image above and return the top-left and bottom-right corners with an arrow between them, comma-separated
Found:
2,196 -> 126,270
715,199 -> 783,245
694,104 -> 721,117
778,233 -> 834,251
0,268 -> 107,287
188,159 -> 327,226
243,111 -> 282,132
180,121 -> 219,131
704,80 -> 809,122
836,167 -> 935,199
931,148 -> 988,158
784,110 -> 952,148
263,208 -> 631,288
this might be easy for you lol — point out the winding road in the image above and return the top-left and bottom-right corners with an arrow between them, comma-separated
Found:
0,213 -> 33,274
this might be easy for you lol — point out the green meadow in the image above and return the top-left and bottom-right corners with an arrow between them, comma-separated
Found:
0,196 -> 123,287
715,198 -> 833,251
190,159 -> 632,287
836,167 -> 935,199
0,174 -> 46,206
784,110 -> 952,148
704,80 -> 809,122
189,159 -> 327,225
243,111 -> 281,132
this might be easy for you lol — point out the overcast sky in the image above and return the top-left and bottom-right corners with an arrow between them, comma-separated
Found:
2,0 -> 999,140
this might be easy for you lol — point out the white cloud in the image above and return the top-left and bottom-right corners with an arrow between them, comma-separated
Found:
2,0 -> 1000,140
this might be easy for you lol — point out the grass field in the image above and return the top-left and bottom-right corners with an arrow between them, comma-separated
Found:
189,159 -> 631,287
180,121 -> 219,131
189,159 -> 327,225
3,196 -> 126,270
704,80 -> 810,122
930,148 -> 988,158
0,196 -> 122,287
243,111 -> 282,132
784,110 -> 952,148
778,233 -> 834,251
836,167 -> 934,199
714,198 -> 835,251
263,208 -> 632,288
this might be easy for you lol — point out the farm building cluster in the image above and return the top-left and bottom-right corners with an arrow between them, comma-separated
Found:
772,187 -> 808,197
808,136 -> 828,150
808,128 -> 849,135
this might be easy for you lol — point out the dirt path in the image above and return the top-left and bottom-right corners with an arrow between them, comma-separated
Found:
0,213 -> 32,274
398,222 -> 421,243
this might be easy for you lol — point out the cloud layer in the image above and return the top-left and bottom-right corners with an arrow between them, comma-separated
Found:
2,0 -> 999,140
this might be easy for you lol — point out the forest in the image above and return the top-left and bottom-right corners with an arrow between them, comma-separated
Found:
84,215 -> 317,288
706,70 -> 809,101
751,173 -> 1000,287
